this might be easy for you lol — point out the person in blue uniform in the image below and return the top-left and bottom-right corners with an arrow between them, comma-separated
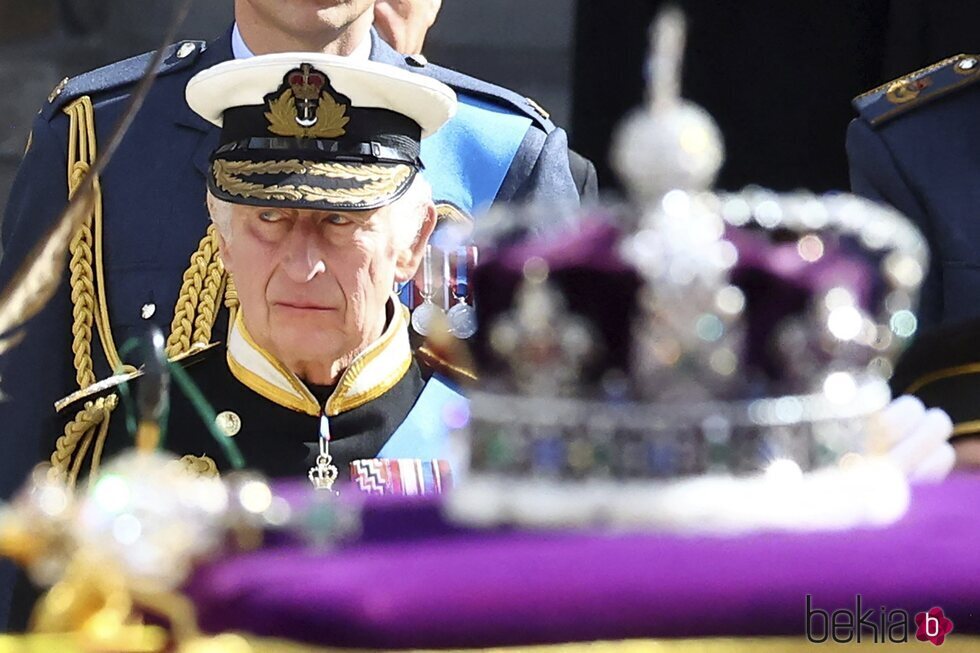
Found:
846,53 -> 980,330
848,54 -> 980,472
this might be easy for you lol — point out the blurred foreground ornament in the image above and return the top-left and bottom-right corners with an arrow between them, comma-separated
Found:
448,8 -> 926,533
0,448 -> 361,650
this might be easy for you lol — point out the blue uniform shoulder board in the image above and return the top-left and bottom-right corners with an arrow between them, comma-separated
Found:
852,53 -> 980,127
403,55 -> 555,133
42,40 -> 207,120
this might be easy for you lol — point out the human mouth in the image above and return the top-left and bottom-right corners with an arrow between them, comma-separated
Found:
274,301 -> 336,312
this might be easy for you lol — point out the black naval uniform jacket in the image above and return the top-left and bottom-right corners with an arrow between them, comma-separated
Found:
47,304 -> 460,480
847,53 -> 980,330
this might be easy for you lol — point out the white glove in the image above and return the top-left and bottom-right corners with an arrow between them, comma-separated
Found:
870,395 -> 956,482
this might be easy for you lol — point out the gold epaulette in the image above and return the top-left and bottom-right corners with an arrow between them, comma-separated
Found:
852,53 -> 980,127
435,201 -> 472,227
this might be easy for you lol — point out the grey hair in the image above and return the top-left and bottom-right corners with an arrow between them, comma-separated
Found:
206,172 -> 433,247
207,191 -> 234,242
388,173 -> 433,249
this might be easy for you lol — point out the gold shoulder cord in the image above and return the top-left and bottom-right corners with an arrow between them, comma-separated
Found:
49,393 -> 118,490
58,99 -> 235,484
64,97 -> 135,387
59,98 -> 245,482
165,224 -> 227,357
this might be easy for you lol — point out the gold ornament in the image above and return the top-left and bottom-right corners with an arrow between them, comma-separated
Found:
264,88 -> 349,139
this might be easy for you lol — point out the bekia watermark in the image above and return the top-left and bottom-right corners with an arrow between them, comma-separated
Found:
806,595 -> 953,645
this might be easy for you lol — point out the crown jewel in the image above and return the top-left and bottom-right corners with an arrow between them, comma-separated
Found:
448,9 -> 925,533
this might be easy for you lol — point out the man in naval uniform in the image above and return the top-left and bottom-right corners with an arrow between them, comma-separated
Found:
0,1 -> 583,504
45,53 -> 464,484
846,53 -> 980,330
847,53 -> 980,470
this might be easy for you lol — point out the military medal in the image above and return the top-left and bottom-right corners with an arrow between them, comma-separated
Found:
350,459 -> 454,495
411,245 -> 445,337
448,246 -> 478,339
308,413 -> 339,491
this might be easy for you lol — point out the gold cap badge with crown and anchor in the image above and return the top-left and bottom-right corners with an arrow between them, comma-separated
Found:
185,52 -> 457,212
264,62 -> 350,138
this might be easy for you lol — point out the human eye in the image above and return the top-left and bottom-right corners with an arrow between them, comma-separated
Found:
325,213 -> 353,226
258,209 -> 285,223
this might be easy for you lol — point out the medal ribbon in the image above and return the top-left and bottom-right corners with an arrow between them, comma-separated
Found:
451,245 -> 478,301
350,459 -> 454,495
318,413 -> 331,458
421,245 -> 435,299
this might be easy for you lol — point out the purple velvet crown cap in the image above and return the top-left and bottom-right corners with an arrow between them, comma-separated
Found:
472,214 -> 643,382
472,208 -> 879,393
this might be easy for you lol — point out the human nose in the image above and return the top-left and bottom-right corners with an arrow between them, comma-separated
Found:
280,228 -> 327,283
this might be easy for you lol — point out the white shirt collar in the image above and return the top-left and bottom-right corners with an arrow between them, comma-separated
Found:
231,22 -> 254,59
232,22 -> 372,61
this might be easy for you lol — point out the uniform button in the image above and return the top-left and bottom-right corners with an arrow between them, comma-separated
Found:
957,57 -> 978,72
48,77 -> 68,103
141,303 -> 156,320
405,54 -> 428,67
176,42 -> 197,59
215,411 -> 242,437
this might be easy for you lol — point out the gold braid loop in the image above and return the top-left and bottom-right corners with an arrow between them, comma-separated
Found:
191,229 -> 225,347
69,160 -> 90,189
49,394 -> 118,489
166,227 -> 219,358
67,177 -> 96,389
224,273 -> 239,310
68,238 -> 96,388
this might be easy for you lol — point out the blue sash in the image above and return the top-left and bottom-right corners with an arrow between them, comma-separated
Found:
420,94 -> 531,216
400,95 -> 530,307
377,376 -> 466,463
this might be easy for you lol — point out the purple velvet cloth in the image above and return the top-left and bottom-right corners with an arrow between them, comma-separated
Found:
186,476 -> 980,649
